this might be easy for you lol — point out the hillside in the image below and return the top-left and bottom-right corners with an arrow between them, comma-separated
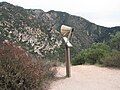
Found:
0,2 -> 120,59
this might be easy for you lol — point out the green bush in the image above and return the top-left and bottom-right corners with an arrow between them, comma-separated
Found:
72,43 -> 111,65
109,32 -> 120,51
72,50 -> 85,65
91,43 -> 111,51
0,41 -> 57,90
101,50 -> 120,68
85,49 -> 99,64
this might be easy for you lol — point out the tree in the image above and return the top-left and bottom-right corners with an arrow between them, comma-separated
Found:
72,43 -> 111,65
109,32 -> 120,51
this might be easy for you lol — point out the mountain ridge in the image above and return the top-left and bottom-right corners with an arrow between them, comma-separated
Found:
0,2 -> 120,59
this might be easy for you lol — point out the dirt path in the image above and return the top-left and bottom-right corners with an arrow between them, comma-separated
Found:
49,65 -> 120,90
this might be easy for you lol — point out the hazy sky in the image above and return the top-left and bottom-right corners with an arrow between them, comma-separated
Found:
1,0 -> 120,27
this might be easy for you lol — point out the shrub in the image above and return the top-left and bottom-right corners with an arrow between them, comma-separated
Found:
72,43 -> 111,65
85,49 -> 99,64
101,50 -> 120,68
72,50 -> 85,65
109,32 -> 120,51
91,43 -> 111,51
0,40 -> 57,90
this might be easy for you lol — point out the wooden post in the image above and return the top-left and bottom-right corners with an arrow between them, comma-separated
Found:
61,25 -> 73,77
65,44 -> 71,77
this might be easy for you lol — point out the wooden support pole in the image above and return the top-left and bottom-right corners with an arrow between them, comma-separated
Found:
61,25 -> 73,77
65,44 -> 71,77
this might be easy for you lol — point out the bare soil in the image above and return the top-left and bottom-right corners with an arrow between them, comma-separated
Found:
49,65 -> 120,90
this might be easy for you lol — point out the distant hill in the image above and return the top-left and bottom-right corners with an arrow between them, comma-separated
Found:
0,2 -> 120,59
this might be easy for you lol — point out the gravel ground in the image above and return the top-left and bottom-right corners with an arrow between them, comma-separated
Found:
49,65 -> 120,90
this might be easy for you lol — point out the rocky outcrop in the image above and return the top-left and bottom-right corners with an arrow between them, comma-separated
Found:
0,2 -> 120,59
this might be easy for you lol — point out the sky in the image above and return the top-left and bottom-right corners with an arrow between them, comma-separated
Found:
1,0 -> 120,27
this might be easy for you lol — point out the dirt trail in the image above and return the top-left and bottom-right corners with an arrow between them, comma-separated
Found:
49,65 -> 120,90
